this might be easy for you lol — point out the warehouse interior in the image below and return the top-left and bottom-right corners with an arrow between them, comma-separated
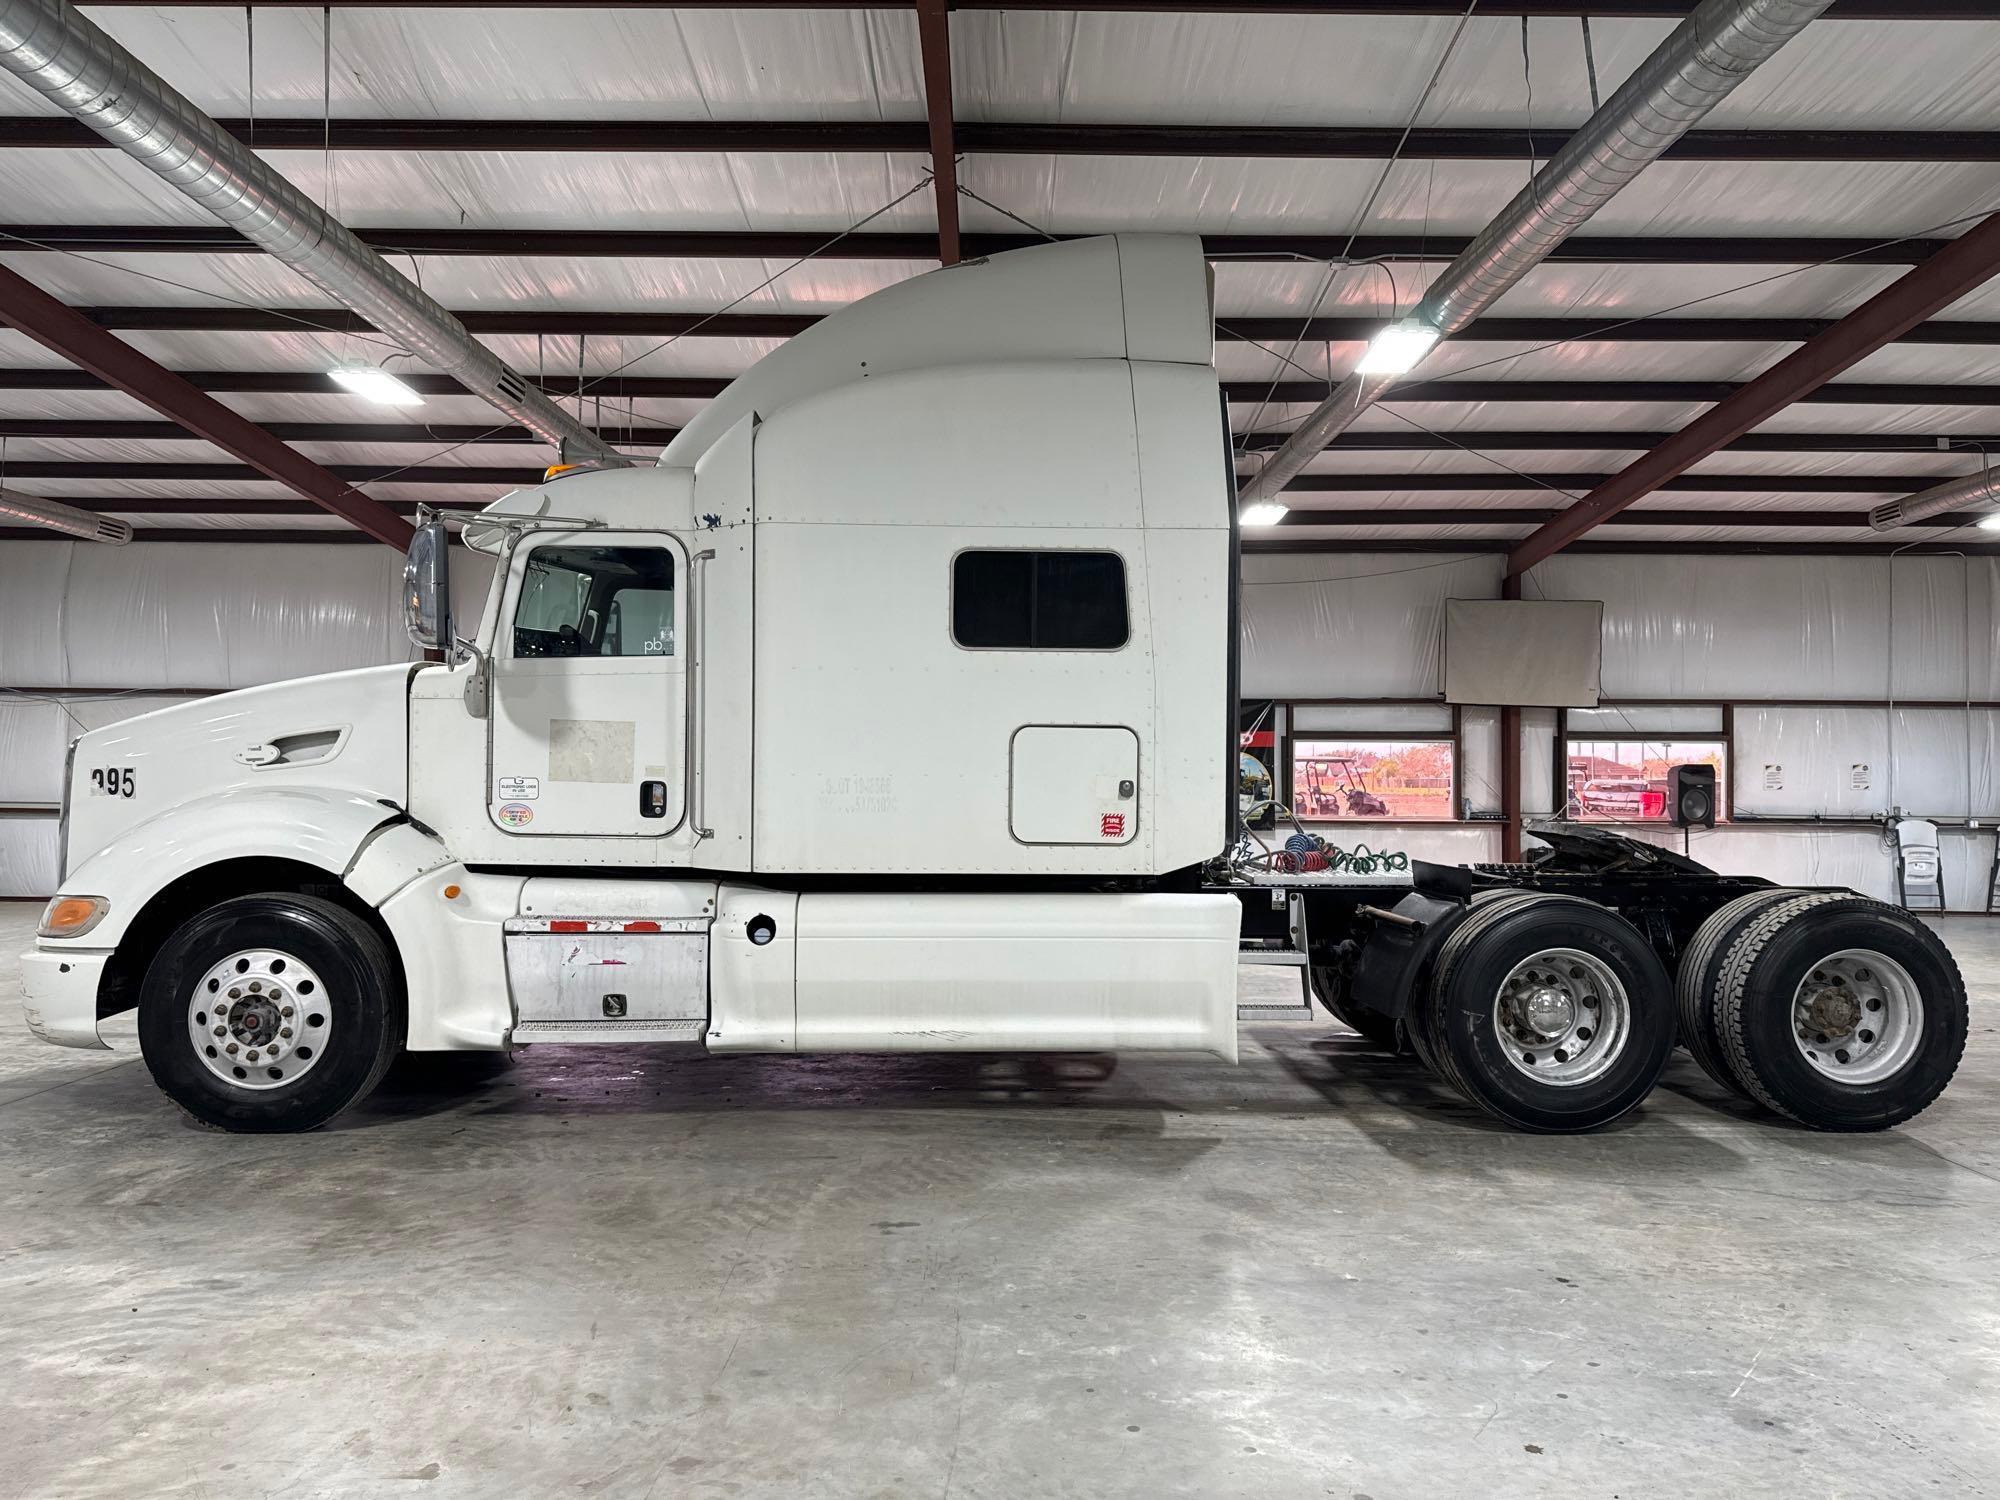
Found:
2,1 -> 1999,1496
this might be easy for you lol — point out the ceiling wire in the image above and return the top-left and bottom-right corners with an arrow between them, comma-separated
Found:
956,182 -> 1058,242
0,229 -> 406,352
1235,0 -> 1481,459
342,176 -> 941,487
1225,205 -> 2000,468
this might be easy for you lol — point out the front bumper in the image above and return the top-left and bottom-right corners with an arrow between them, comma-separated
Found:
19,947 -> 112,1049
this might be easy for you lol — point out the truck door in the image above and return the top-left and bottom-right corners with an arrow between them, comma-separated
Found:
488,532 -> 686,837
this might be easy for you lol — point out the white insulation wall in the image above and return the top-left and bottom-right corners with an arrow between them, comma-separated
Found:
1,542 -> 1994,905
0,540 -> 494,897
1244,551 -> 2000,912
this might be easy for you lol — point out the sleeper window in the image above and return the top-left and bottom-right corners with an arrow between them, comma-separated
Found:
513,545 -> 676,659
952,550 -> 1128,650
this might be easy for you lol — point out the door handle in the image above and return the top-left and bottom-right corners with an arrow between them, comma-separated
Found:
686,548 -> 716,841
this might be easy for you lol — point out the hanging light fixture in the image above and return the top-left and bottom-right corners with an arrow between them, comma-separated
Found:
327,362 -> 425,407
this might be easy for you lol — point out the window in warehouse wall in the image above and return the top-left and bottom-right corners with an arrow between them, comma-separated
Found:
1561,737 -> 1728,824
1290,737 -> 1457,821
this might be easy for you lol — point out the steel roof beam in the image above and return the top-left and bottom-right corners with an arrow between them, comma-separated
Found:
7,461 -> 1944,491
50,495 -> 1982,528
64,305 -> 2000,345
11,415 -> 2000,456
6,368 -> 1997,408
51,2 -> 2000,19
915,0 -> 961,265
12,530 -> 1990,561
1506,210 -> 2000,573
2,116 -> 1995,161
0,264 -> 411,545
0,223 -> 1964,267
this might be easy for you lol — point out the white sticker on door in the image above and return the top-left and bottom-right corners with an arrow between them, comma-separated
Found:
497,775 -> 541,800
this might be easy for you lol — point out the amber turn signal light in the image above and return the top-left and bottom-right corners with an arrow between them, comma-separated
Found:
38,894 -> 109,939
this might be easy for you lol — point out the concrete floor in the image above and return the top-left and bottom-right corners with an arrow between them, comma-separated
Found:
2,903 -> 1996,1500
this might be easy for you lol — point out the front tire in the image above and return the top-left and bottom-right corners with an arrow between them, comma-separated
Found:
1421,893 -> 1675,1132
138,893 -> 401,1133
1716,893 -> 1967,1131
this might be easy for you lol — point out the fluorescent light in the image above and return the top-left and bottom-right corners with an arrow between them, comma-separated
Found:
1979,513 -> 2000,532
1239,500 -> 1289,527
328,362 -> 425,407
1355,317 -> 1441,377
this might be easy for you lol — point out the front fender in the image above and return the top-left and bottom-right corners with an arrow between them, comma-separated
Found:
53,787 -> 403,950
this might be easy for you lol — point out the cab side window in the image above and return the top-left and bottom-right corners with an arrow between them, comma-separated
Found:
513,545 -> 676,658
952,550 -> 1128,650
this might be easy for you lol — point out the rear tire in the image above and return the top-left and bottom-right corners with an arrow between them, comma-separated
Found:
1674,887 -> 1802,1098
1716,893 -> 1967,1132
138,893 -> 401,1133
1310,969 -> 1399,1047
1421,892 -> 1675,1132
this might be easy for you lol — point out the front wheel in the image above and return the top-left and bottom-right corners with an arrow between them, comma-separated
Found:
138,893 -> 401,1132
1420,893 -> 1675,1132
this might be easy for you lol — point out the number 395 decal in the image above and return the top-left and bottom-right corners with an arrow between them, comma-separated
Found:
89,768 -> 137,798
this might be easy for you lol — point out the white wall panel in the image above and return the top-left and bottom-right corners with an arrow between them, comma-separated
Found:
1733,705 -> 1996,820
1459,706 -> 1501,818
0,541 -> 505,694
0,541 -> 72,687
0,814 -> 60,899
0,700 -> 70,804
1291,704 -> 1452,732
1567,706 -> 1724,734
1239,553 -> 1501,699
1733,707 -> 1891,819
1529,553 -> 1992,702
1521,708 -> 1557,818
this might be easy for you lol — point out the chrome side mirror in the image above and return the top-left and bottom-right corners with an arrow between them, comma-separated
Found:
401,518 -> 453,650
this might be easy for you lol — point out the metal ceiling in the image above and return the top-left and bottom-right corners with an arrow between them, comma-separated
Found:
0,2 -> 1997,552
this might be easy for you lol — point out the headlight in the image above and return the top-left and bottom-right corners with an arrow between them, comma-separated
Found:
38,895 -> 109,940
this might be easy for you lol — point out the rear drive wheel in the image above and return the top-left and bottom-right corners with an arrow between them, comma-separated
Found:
1716,893 -> 1966,1131
1674,887 -> 1802,1098
1422,893 -> 1674,1132
1310,969 -> 1399,1047
138,893 -> 401,1133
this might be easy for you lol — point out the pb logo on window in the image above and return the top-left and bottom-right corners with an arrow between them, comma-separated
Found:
1099,812 -> 1127,839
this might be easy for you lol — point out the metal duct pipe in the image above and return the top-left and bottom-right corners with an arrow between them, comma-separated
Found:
0,0 -> 626,470
1870,469 -> 2000,531
0,486 -> 131,542
1240,0 -> 1833,508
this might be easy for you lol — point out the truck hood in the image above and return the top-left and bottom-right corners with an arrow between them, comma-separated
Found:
62,663 -> 417,877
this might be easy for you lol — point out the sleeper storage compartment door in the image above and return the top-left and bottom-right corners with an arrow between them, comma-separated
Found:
1010,725 -> 1139,845
789,892 -> 1240,1059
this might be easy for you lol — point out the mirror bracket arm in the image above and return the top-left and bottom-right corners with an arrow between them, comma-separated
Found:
456,636 -> 491,719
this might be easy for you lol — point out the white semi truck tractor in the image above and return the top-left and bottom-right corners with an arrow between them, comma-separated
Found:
19,235 -> 1968,1135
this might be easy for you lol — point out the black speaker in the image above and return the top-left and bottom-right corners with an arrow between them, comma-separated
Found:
1669,764 -> 1717,829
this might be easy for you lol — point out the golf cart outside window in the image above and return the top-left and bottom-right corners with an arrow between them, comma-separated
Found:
1291,738 -> 1455,822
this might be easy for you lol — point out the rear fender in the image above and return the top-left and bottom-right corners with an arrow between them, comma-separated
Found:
1346,892 -> 1473,1024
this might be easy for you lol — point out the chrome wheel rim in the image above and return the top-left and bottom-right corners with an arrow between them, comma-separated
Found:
1494,948 -> 1631,1087
1790,949 -> 1923,1085
185,948 -> 331,1091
